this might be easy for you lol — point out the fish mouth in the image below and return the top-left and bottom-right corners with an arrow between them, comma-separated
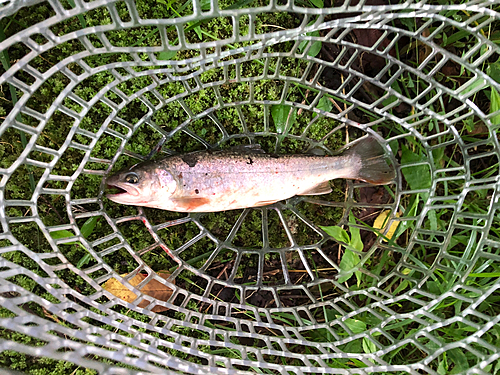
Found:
106,182 -> 140,200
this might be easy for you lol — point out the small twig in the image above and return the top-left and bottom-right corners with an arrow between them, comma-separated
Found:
294,273 -> 307,285
216,260 -> 233,280
39,195 -> 65,224
337,243 -> 342,267
264,298 -> 276,309
289,268 -> 336,272
0,141 -> 15,153
316,82 -> 343,113
204,287 -> 226,313
244,289 -> 257,301
359,210 -> 383,221
207,262 -> 225,271
71,204 -> 89,214
297,89 -> 310,116
37,54 -> 55,67
260,24 -> 287,30
340,73 -> 348,117
263,269 -> 280,277
40,132 -> 62,148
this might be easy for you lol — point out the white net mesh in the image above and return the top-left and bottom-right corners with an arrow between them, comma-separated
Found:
0,0 -> 499,374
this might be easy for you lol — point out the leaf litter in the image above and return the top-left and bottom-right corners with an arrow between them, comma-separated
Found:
103,271 -> 173,312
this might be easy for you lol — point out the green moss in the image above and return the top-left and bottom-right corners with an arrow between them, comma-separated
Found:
0,351 -> 99,375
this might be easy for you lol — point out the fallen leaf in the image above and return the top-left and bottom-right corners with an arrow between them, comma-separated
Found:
374,210 -> 400,241
103,272 -> 173,312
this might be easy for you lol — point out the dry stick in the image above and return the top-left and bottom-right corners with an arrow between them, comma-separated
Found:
260,24 -> 287,30
264,298 -> 276,309
294,272 -> 307,285
0,141 -> 15,153
207,262 -> 225,271
216,260 -> 233,280
205,287 -> 226,314
204,267 -> 236,313
263,269 -> 280,276
315,81 -> 343,114
359,210 -> 384,222
288,268 -> 336,272
39,195 -> 66,224
38,54 -> 55,67
297,89 -> 310,116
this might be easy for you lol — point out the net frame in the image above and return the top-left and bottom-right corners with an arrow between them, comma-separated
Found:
0,0 -> 499,374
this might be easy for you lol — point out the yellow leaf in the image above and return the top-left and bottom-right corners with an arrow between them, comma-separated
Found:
103,271 -> 173,312
373,210 -> 400,241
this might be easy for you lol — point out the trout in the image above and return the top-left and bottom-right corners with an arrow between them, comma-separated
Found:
106,137 -> 395,212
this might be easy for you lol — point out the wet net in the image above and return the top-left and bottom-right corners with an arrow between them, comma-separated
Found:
1,0 -> 499,374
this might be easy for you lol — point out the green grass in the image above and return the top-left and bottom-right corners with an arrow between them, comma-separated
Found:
1,0 -> 500,374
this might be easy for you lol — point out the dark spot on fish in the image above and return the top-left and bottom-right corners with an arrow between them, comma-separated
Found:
181,153 -> 199,168
247,157 -> 253,165
177,173 -> 183,179
195,189 -> 199,194
205,173 -> 208,176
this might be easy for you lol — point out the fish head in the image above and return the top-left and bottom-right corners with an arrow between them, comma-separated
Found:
106,162 -> 177,206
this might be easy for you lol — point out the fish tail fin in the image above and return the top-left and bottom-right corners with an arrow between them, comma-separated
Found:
343,137 -> 396,185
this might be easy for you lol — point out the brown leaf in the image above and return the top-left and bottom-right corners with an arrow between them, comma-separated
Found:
103,272 -> 173,312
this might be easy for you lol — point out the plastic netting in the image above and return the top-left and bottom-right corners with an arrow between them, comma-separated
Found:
1,0 -> 500,374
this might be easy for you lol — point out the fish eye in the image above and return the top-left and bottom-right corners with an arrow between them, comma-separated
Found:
125,173 -> 139,184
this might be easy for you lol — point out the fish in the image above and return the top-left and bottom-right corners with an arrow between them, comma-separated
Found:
106,136 -> 395,212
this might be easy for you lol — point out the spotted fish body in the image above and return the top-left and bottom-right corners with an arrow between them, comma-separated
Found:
106,137 -> 395,212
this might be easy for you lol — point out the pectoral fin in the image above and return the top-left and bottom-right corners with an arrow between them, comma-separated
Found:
171,197 -> 210,211
298,181 -> 332,196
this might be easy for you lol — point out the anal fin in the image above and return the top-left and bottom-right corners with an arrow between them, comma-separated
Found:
298,181 -> 332,196
253,200 -> 280,207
